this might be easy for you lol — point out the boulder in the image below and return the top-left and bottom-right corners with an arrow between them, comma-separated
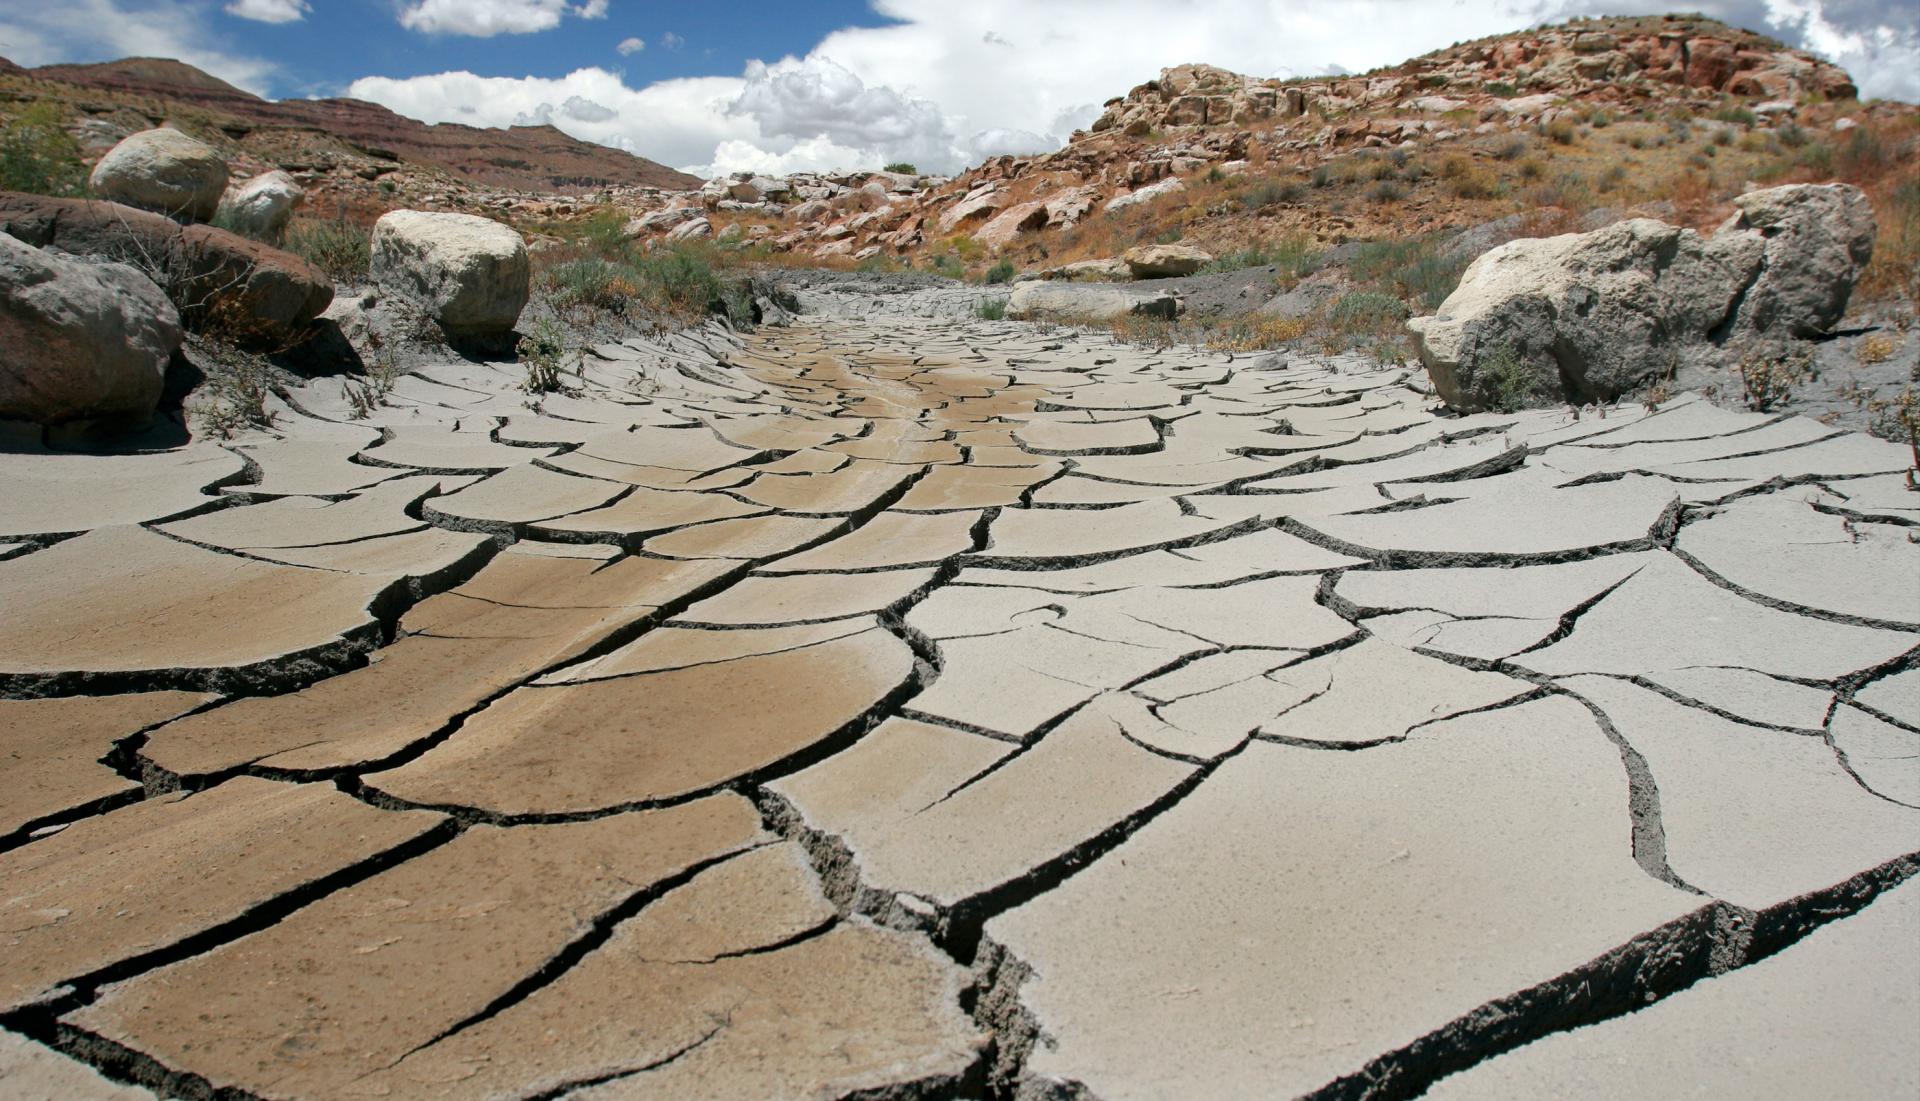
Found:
0,233 -> 181,428
180,225 -> 334,345
1049,258 -> 1133,282
1007,282 -> 1180,322
370,210 -> 529,342
215,170 -> 302,241
786,199 -> 833,223
1124,243 -> 1214,278
666,217 -> 713,242
1104,176 -> 1185,214
0,193 -> 332,347
87,128 -> 229,222
1406,184 -> 1873,412
1718,183 -> 1874,338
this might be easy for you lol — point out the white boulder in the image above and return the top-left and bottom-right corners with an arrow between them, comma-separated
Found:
215,170 -> 303,241
87,128 -> 229,222
369,210 -> 529,343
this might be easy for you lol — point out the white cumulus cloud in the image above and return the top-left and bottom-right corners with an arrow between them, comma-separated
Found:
397,0 -> 609,37
224,0 -> 310,24
616,36 -> 645,55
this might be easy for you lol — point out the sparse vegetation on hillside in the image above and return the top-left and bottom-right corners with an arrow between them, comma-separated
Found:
0,104 -> 87,196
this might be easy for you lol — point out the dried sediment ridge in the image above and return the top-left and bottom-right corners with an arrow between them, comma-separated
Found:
0,278 -> 1916,1100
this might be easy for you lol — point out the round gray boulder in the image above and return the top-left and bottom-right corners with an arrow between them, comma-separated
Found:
369,210 -> 529,343
216,170 -> 304,241
0,234 -> 182,428
87,128 -> 230,222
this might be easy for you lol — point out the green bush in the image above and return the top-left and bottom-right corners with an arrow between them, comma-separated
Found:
1203,234 -> 1321,277
1329,291 -> 1410,331
983,259 -> 1017,284
1240,178 -> 1305,211
1714,105 -> 1757,127
1476,344 -> 1540,413
976,296 -> 1008,320
283,216 -> 372,283
882,162 -> 918,175
0,105 -> 86,197
1368,180 -> 1407,204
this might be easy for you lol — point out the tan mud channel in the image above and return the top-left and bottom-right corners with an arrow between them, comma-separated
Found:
1,310 -> 1916,1100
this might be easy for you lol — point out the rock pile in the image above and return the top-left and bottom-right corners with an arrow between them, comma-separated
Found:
0,192 -> 333,349
1408,183 -> 1875,411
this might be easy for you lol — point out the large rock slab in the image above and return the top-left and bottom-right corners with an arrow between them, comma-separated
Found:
86,128 -> 227,222
1122,243 -> 1213,278
0,233 -> 180,428
371,210 -> 529,342
1006,281 -> 1179,322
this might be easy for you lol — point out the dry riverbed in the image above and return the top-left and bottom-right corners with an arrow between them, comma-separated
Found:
1,280 -> 1916,1100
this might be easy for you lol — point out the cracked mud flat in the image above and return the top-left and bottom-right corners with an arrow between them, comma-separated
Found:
2,281 -> 1917,1101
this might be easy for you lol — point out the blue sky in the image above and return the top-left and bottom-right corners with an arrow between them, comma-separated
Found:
206,0 -> 900,98
2,0 -> 1914,177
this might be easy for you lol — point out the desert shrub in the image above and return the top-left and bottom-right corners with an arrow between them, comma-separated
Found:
1329,290 -> 1409,333
1494,136 -> 1531,161
975,296 -> 1008,320
1368,180 -> 1407,204
1835,127 -> 1892,178
1485,81 -> 1518,97
1777,122 -> 1808,148
883,162 -> 918,174
538,257 -> 638,312
1365,157 -> 1397,181
284,216 -> 372,282
1859,177 -> 1920,302
928,252 -> 964,278
1203,314 -> 1308,351
1476,345 -> 1538,413
198,356 -> 278,438
1449,168 -> 1502,200
1589,110 -> 1613,129
983,259 -> 1017,284
1540,117 -> 1579,145
1858,333 -> 1899,365
1714,105 -> 1757,127
1597,164 -> 1628,193
1518,158 -> 1545,181
517,317 -> 575,394
1389,147 -> 1414,169
0,104 -> 86,197
1240,178 -> 1305,211
1737,351 -> 1809,412
1710,126 -> 1736,146
1309,164 -> 1337,188
1204,234 -> 1321,277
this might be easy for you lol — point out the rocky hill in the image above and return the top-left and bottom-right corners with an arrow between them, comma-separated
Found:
642,13 -> 1896,272
0,56 -> 699,205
